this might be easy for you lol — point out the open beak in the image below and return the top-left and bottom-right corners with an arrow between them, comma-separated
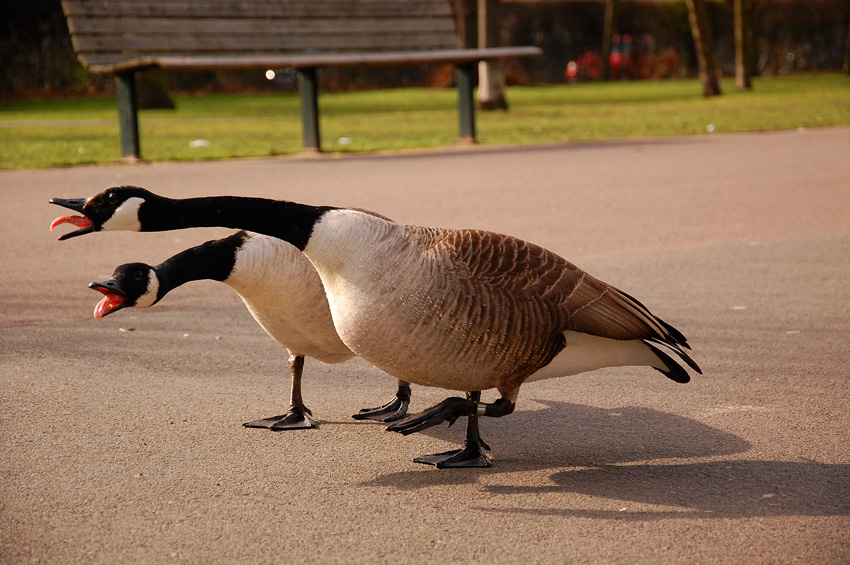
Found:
50,197 -> 94,240
88,279 -> 128,319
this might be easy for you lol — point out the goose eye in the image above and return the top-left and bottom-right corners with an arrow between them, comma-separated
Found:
107,191 -> 118,203
133,271 -> 146,281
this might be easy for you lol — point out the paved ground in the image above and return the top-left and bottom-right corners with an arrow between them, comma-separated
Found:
2,128 -> 849,563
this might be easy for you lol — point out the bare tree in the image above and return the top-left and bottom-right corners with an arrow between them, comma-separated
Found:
452,0 -> 476,49
600,0 -> 620,81
477,0 -> 508,110
685,0 -> 721,96
844,14 -> 850,74
734,0 -> 754,89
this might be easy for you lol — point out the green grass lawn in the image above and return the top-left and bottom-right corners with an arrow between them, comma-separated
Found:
1,74 -> 847,169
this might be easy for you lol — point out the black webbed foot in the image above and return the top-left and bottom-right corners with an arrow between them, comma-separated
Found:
414,438 -> 492,468
352,382 -> 411,422
352,397 -> 409,422
386,397 -> 474,435
243,405 -> 316,430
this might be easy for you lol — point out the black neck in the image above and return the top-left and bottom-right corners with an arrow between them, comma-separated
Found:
152,232 -> 247,300
138,195 -> 333,250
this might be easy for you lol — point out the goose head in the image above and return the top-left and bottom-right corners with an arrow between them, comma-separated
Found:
88,263 -> 160,319
50,185 -> 159,240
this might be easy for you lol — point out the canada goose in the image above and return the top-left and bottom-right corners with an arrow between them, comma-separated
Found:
52,186 -> 701,468
87,231 -> 407,430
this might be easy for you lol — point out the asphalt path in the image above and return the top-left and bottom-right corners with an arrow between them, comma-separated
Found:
2,127 -> 849,563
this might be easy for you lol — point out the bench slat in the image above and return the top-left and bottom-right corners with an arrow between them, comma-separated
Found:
67,16 -> 458,36
62,0 -> 454,19
72,33 -> 460,58
82,47 -> 543,74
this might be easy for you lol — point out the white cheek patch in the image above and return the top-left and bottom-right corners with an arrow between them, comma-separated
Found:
133,274 -> 160,308
102,197 -> 144,232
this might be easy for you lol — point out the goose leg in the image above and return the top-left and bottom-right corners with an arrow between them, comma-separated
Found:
351,380 -> 411,422
412,392 -> 493,468
387,392 -> 515,435
244,355 -> 317,430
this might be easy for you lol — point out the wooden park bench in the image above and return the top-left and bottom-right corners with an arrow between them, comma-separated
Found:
60,0 -> 542,161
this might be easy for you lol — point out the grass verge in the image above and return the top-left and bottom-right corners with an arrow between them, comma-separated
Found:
1,74 -> 847,169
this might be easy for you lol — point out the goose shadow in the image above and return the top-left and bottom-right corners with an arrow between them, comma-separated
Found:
475,459 -> 850,520
364,401 -> 850,520
362,399 -> 752,489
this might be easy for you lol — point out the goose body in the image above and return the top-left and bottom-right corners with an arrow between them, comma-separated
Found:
53,186 -> 700,467
305,210 -> 695,399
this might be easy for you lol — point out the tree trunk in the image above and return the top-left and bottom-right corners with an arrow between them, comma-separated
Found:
842,13 -> 850,74
734,0 -> 753,89
600,0 -> 619,81
477,0 -> 508,110
452,0 -> 477,49
685,0 -> 721,96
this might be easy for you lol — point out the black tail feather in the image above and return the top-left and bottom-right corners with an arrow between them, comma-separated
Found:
645,337 -> 702,375
657,317 -> 692,350
645,340 -> 697,384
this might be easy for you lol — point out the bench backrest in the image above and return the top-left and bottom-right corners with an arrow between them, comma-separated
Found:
62,0 -> 463,73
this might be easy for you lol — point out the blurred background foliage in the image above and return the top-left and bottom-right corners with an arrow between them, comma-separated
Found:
1,0 -> 848,99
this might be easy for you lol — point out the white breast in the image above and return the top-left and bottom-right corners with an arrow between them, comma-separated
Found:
225,233 -> 353,364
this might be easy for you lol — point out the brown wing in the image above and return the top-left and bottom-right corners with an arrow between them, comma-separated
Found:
429,228 -> 693,350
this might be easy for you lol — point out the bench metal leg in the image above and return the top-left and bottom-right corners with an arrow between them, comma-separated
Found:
456,63 -> 476,143
115,71 -> 141,162
297,67 -> 321,152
